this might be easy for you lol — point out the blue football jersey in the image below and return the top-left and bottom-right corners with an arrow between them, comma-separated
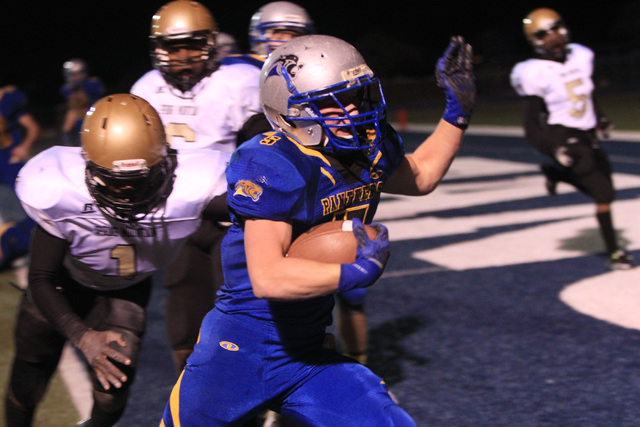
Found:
0,86 -> 29,150
220,53 -> 265,69
216,125 -> 405,327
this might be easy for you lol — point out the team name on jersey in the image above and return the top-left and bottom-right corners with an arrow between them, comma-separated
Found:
158,104 -> 199,116
94,224 -> 157,238
321,182 -> 384,216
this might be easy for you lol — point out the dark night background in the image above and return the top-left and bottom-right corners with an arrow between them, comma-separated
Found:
3,1 -> 640,113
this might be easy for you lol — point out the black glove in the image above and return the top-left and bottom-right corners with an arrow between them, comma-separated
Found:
76,329 -> 131,390
435,35 -> 476,130
597,116 -> 614,139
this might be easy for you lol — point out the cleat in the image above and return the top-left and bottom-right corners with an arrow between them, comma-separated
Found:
607,250 -> 634,271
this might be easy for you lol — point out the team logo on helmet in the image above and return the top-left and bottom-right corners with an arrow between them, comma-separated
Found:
267,54 -> 300,81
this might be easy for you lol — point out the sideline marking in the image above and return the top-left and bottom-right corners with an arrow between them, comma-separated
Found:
377,155 -> 640,334
59,343 -> 92,420
561,269 -> 640,331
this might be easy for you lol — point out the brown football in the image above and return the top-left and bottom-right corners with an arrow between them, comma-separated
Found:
287,220 -> 379,264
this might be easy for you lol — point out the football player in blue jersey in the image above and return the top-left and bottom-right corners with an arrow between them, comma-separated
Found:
60,58 -> 106,146
161,34 -> 475,426
0,84 -> 40,272
214,32 -> 240,62
4,94 -> 229,427
232,1 -> 316,146
238,0 -> 375,388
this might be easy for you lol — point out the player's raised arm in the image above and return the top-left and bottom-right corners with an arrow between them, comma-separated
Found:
385,36 -> 476,196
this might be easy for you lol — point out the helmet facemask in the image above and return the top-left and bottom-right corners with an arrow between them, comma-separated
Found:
531,21 -> 569,59
251,25 -> 311,56
523,9 -> 570,60
85,150 -> 177,222
285,75 -> 387,154
152,31 -> 217,93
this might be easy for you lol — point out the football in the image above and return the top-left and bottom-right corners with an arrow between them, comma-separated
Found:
287,220 -> 379,264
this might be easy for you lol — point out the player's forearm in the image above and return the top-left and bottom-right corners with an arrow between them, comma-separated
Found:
389,119 -> 462,196
202,193 -> 230,222
27,226 -> 89,343
250,257 -> 342,300
18,114 -> 40,151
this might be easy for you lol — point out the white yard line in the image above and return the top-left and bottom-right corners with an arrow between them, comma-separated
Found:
58,343 -> 93,420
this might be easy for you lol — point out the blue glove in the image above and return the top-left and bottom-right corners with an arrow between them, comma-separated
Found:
436,35 -> 476,130
338,218 -> 390,292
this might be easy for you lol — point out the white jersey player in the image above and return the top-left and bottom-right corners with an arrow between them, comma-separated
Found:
5,94 -> 229,427
510,7 -> 632,271
130,63 -> 260,154
130,0 -> 261,155
129,0 -> 265,375
511,42 -> 596,131
17,144 -> 227,290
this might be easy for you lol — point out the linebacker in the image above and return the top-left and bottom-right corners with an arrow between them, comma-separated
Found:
4,94 -> 229,427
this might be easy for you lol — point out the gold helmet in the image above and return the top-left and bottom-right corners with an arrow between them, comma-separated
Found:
81,94 -> 177,222
149,0 -> 218,93
523,8 -> 570,57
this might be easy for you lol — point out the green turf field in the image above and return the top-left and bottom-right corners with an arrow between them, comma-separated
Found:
0,270 -> 81,427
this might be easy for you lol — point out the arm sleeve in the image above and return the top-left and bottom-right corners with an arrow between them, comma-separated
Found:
27,225 -> 89,344
236,113 -> 273,147
522,95 -> 547,140
592,94 -> 607,121
521,95 -> 565,156
202,192 -> 230,222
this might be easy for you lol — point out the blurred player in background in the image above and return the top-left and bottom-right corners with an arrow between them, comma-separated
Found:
510,8 -> 633,270
4,94 -> 229,427
231,1 -> 316,146
161,34 -> 475,426
130,0 -> 262,374
0,84 -> 39,272
214,32 -> 240,62
249,1 -> 315,57
60,59 -> 105,146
